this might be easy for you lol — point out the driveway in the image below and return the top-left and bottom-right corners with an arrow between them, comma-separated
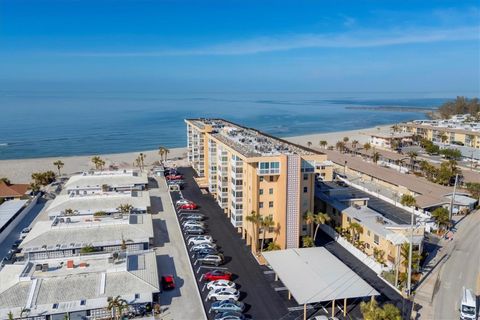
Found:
149,176 -> 206,320
175,167 -> 289,320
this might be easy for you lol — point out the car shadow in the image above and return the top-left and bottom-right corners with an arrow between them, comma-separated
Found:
152,219 -> 170,247
157,254 -> 184,306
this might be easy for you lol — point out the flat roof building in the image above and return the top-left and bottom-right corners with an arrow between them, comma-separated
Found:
64,170 -> 148,195
0,251 -> 159,320
185,118 -> 333,254
20,214 -> 154,260
46,190 -> 151,219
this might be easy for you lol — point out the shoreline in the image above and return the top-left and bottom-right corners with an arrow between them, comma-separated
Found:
0,124 -> 393,183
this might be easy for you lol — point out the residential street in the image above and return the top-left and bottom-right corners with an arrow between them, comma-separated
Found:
432,211 -> 480,320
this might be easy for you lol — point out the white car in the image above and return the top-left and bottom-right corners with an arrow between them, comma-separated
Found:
207,280 -> 236,291
207,288 -> 240,301
182,221 -> 205,228
21,227 -> 31,234
176,199 -> 193,206
188,235 -> 213,246
191,243 -> 217,252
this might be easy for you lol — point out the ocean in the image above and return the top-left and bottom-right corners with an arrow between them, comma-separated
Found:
0,91 -> 449,160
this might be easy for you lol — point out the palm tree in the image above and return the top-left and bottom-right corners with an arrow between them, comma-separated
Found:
265,242 -> 281,251
307,141 -> 312,148
335,141 -> 345,153
260,215 -> 275,252
343,136 -> 349,143
117,203 -> 134,215
304,211 -> 315,237
391,124 -> 400,133
400,194 -> 417,296
319,140 -> 328,149
164,148 -> 170,161
91,156 -> 102,170
107,296 -> 128,320
363,142 -> 372,153
313,212 -> 331,242
349,222 -> 363,243
245,211 -> 262,252
302,236 -> 314,248
351,139 -> 359,153
407,151 -> 418,170
441,133 -> 448,143
19,308 -> 30,319
372,151 -> 380,164
53,160 -> 64,176
400,243 -> 421,271
431,207 -> 450,232
158,146 -> 166,162
7,311 -> 13,320
138,152 -> 146,170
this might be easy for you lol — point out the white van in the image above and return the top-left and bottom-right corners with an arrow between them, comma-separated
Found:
460,287 -> 477,320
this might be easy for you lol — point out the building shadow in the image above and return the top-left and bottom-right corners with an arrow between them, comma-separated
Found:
150,195 -> 164,213
157,254 -> 184,306
152,219 -> 170,247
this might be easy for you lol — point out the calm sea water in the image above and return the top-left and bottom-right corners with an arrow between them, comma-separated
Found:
0,91 -> 449,160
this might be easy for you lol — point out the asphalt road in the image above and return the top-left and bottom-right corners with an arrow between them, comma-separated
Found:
433,211 -> 480,320
175,167 -> 289,320
0,198 -> 46,260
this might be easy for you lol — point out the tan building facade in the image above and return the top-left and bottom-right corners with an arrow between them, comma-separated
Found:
400,123 -> 480,148
185,119 -> 333,252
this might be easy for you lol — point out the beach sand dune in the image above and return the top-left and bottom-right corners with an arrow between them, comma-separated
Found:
0,125 -> 392,183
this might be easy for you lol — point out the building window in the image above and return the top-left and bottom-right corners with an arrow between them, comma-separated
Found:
303,174 -> 308,180
347,217 -> 351,223
374,234 -> 379,245
303,187 -> 308,193
269,176 -> 274,182
259,202 -> 264,208
259,189 -> 263,195
269,201 -> 274,208
269,188 -> 273,195
260,176 -> 264,182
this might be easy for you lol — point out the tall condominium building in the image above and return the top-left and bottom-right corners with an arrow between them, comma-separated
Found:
185,118 -> 333,253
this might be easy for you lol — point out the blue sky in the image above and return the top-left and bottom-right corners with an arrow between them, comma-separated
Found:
0,0 -> 479,94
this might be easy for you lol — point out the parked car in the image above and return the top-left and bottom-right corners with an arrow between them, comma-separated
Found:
178,209 -> 200,216
207,288 -> 240,301
182,221 -> 206,228
194,248 -> 219,258
198,254 -> 224,266
161,275 -> 176,290
21,227 -> 31,234
213,311 -> 245,320
188,235 -> 213,246
211,299 -> 245,313
168,180 -> 185,188
184,226 -> 205,235
191,243 -> 217,252
204,270 -> 232,281
177,203 -> 198,210
176,199 -> 195,206
207,280 -> 236,291
181,214 -> 205,221
166,174 -> 184,181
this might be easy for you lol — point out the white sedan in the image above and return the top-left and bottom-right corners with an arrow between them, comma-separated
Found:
176,199 -> 193,206
182,221 -> 205,228
207,280 -> 237,291
188,235 -> 213,246
207,288 -> 240,301
191,243 -> 217,251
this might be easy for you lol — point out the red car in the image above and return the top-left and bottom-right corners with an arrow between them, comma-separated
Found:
166,174 -> 184,181
204,270 -> 232,282
178,203 -> 198,210
161,275 -> 175,290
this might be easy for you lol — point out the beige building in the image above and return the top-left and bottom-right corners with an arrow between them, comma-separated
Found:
316,184 -> 424,272
400,122 -> 480,148
185,118 -> 333,252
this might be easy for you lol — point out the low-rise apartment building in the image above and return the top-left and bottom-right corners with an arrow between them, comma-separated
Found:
400,119 -> 480,148
64,170 -> 148,195
369,132 -> 414,150
185,118 -> 333,252
0,251 -> 159,320
316,182 -> 425,272
20,214 -> 154,260
46,191 -> 151,219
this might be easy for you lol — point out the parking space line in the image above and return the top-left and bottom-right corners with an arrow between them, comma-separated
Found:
288,305 -> 314,311
263,270 -> 275,274
198,265 -> 229,270
274,287 -> 288,291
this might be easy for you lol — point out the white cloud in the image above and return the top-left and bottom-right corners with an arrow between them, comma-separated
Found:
64,25 -> 480,57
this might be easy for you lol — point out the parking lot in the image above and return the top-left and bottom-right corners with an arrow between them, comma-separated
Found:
169,167 -> 289,320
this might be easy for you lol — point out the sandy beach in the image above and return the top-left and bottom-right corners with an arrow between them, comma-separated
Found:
0,124 -> 392,183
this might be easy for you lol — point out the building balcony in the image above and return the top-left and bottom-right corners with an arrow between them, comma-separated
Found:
257,168 -> 280,175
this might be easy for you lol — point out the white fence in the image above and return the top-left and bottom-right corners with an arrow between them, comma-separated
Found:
320,224 -> 391,274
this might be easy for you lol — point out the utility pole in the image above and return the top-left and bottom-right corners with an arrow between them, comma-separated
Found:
449,174 -> 459,221
407,204 -> 415,296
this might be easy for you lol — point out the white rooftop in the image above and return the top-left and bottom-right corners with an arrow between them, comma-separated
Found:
46,191 -> 151,217
263,247 -> 378,304
21,214 -> 153,252
64,170 -> 148,191
0,199 -> 28,232
0,251 -> 159,319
